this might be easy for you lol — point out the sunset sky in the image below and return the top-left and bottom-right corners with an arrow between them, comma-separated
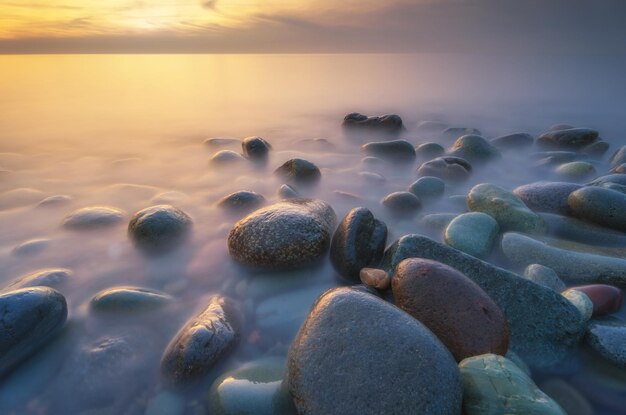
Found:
1,0 -> 625,53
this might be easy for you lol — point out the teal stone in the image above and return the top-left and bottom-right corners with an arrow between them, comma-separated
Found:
408,176 -> 445,199
444,212 -> 499,259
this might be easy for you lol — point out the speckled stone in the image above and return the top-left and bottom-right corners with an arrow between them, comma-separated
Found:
444,212 -> 499,259
540,212 -> 626,246
274,158 -> 321,186
217,191 -> 265,213
555,161 -> 596,181
449,134 -> 501,162
513,182 -> 582,215
568,284 -> 624,316
562,289 -> 593,322
359,268 -> 390,290
242,136 -> 271,161
568,186 -> 626,232
128,205 -> 192,254
585,316 -> 626,369
408,176 -> 445,199
417,156 -> 472,182
490,133 -> 534,150
522,264 -> 566,292
536,128 -> 599,150
381,191 -> 421,216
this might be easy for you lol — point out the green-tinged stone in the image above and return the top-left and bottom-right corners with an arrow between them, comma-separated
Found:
444,212 -> 499,259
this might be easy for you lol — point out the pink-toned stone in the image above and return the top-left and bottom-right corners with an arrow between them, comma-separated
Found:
359,268 -> 390,290
569,284 -> 623,316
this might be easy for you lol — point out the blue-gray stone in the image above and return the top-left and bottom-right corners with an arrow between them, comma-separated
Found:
128,205 -> 192,254
585,316 -> 626,369
444,212 -> 499,259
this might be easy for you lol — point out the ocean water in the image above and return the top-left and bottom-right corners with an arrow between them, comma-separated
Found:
1,53 -> 626,414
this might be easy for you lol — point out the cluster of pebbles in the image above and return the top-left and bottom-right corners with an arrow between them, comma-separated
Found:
1,112 -> 625,414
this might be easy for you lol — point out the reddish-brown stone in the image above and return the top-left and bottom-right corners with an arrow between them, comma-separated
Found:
569,285 -> 624,317
392,258 -> 509,361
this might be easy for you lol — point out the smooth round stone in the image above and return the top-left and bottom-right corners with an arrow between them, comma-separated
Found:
444,212 -> 499,259
539,379 -> 594,415
242,136 -> 271,161
562,289 -> 593,322
287,287 -> 462,415
274,158 -> 321,186
0,188 -> 45,210
381,191 -> 421,216
392,258 -> 509,361
62,206 -> 125,229
513,182 -> 582,215
277,184 -> 299,199
330,207 -> 387,281
581,140 -> 609,158
415,142 -> 445,159
418,213 -> 458,233
449,134 -> 500,162
467,183 -> 545,233
12,238 -> 50,256
361,139 -> 416,162
342,112 -> 404,134
208,358 -> 295,415
37,194 -> 72,207
228,199 -> 336,269
490,132 -> 534,150
161,295 -> 240,383
555,161 -> 596,181
217,191 -> 265,214
0,287 -> 68,377
568,186 -> 626,232
540,212 -> 626,246
359,268 -> 390,290
358,171 -> 386,184
568,284 -> 623,316
2,268 -> 72,293
587,173 -> 626,187
408,176 -> 445,199
204,137 -> 240,147
459,354 -> 566,415
536,128 -> 599,149
128,205 -> 192,254
585,316 -> 626,369
145,391 -> 185,415
210,150 -> 245,164
522,264 -> 566,292
91,286 -> 172,312
441,127 -> 481,142
417,156 -> 472,182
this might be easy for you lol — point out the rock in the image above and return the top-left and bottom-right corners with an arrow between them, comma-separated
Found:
0,287 -> 67,377
417,156 -> 472,182
490,133 -> 534,150
217,191 -> 265,214
228,199 -> 336,269
536,128 -> 599,149
449,134 -> 501,162
37,195 -> 72,207
392,259 -> 509,361
555,161 -> 596,181
522,264 -> 566,292
530,151 -> 580,164
585,316 -> 626,369
501,232 -> 626,287
12,238 -> 50,256
581,140 -> 609,158
329,207 -> 387,281
415,142 -> 445,160
444,212 -> 499,259
540,212 -> 626,246
587,173 -> 626,187
208,357 -> 296,415
539,379 -> 594,415
242,136 -> 271,161
62,206 -> 125,229
91,286 -> 173,312
128,205 -> 192,254
382,234 -> 585,367
610,163 -> 626,174
567,284 -> 623,317
381,191 -> 421,216
277,184 -> 299,199
361,139 -> 416,162
609,145 -> 626,167
210,150 -> 245,164
568,186 -> 626,232
513,182 -> 582,215
562,289 -> 593,322
274,159 -> 321,186
204,137 -> 240,147
0,188 -> 45,210
548,124 -> 575,131
287,287 -> 462,415
161,295 -> 240,383
408,176 -> 445,199
459,354 -> 566,415
342,112 -> 404,134
467,183 -> 546,233
358,171 -> 386,184
441,127 -> 481,142
2,268 -> 72,293
359,268 -> 390,290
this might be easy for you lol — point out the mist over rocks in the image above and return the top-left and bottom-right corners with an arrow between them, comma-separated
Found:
342,112 -> 404,135
128,205 -> 192,254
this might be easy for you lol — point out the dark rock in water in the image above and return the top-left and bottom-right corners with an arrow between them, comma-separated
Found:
278,184 -> 299,199
501,232 -> 626,287
415,142 -> 445,160
358,171 -> 386,184
91,286 -> 173,313
274,158 -> 321,186
242,136 -> 271,161
342,112 -> 404,134
382,234 -> 585,367
287,287 -> 462,415
161,295 -> 240,383
448,134 -> 501,162
417,156 -> 472,182
392,258 -> 509,361
562,285 -> 623,317
330,207 -> 387,281
441,127 -> 481,142
609,145 -> 626,167
63,206 -> 125,229
128,205 -> 192,254
217,191 -> 265,214
568,186 -> 626,232
2,268 -> 72,293
540,212 -> 626,247
490,132 -> 534,150
210,150 -> 245,164
513,181 -> 582,215
359,268 -> 390,290
361,139 -> 416,162
444,212 -> 499,259
381,191 -> 421,216
228,199 -> 336,269
536,128 -> 599,150
581,140 -> 609,158
523,264 -> 566,293
585,316 -> 626,369
0,287 -> 67,377
408,176 -> 445,199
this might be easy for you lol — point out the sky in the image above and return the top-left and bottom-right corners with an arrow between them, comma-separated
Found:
1,0 -> 625,53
